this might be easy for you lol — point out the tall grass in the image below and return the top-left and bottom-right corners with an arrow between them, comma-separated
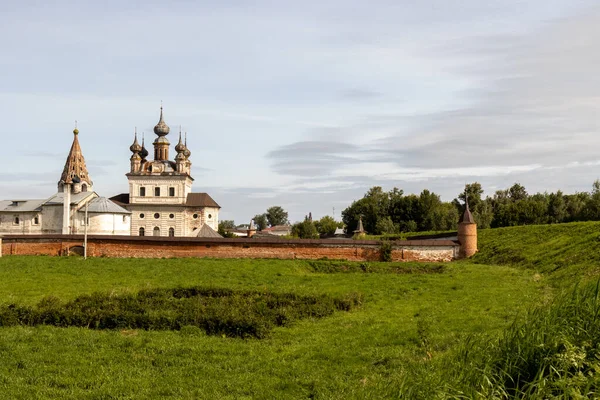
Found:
442,280 -> 600,399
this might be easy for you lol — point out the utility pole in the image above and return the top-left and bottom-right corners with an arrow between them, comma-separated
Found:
84,202 -> 88,260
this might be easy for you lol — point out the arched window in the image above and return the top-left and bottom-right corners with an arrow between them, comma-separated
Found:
14,216 -> 19,225
168,227 -> 175,237
139,227 -> 145,236
153,227 -> 160,236
82,184 -> 88,192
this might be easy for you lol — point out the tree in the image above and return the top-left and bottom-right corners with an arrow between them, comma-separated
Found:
547,191 -> 566,223
376,216 -> 398,234
342,186 -> 391,233
253,214 -> 268,231
266,206 -> 288,227
291,218 -> 319,239
508,183 -> 528,201
314,216 -> 342,237
217,220 -> 235,236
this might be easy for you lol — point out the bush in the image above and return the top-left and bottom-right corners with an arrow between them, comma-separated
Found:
379,241 -> 393,262
0,286 -> 362,339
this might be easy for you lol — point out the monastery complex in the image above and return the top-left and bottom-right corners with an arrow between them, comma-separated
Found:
0,108 -> 221,238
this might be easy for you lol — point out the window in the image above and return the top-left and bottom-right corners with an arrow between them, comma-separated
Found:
155,187 -> 160,197
139,227 -> 145,236
140,213 -> 145,219
140,187 -> 146,197
153,227 -> 160,236
122,215 -> 127,223
33,216 -> 40,225
208,214 -> 212,219
154,213 -> 160,219
13,216 -> 19,225
193,213 -> 198,219
169,187 -> 175,197
82,184 -> 88,192
169,227 -> 175,237
169,214 -> 174,219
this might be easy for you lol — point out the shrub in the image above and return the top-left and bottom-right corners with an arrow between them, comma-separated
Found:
0,286 -> 362,339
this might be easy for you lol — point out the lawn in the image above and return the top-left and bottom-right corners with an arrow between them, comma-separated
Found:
0,255 -> 545,399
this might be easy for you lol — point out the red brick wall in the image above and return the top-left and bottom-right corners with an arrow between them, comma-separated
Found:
0,235 -> 458,262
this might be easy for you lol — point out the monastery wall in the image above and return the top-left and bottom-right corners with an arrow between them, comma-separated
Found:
0,235 -> 458,262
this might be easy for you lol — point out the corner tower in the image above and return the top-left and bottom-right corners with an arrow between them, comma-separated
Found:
457,197 -> 477,258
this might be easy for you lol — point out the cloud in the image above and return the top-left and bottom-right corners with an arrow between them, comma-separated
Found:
267,5 -> 600,189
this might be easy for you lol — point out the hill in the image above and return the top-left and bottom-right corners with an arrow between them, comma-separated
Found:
474,221 -> 600,284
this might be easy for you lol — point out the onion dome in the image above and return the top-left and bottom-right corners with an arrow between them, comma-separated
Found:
153,106 -> 170,136
140,135 -> 149,159
175,130 -> 186,153
129,129 -> 142,153
183,132 -> 191,158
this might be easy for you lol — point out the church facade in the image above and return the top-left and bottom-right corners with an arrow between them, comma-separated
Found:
110,107 -> 221,237
1,107 -> 221,238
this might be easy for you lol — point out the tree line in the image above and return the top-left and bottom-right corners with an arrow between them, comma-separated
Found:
220,180 -> 600,238
342,181 -> 600,234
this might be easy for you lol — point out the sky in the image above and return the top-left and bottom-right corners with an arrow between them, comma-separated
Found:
2,0 -> 600,224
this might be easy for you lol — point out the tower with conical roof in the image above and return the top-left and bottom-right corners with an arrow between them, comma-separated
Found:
58,125 -> 94,234
58,125 -> 93,194
457,194 -> 477,258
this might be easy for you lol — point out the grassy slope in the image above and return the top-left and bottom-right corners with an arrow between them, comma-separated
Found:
0,257 -> 542,399
474,221 -> 600,285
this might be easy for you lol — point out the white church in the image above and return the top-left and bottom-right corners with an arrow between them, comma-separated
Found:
0,108 -> 221,237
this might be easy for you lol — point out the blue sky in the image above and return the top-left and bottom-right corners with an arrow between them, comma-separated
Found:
2,0 -> 600,223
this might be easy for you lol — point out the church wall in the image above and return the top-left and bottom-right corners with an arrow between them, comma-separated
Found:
0,213 -> 43,234
41,206 -> 65,234
0,235 -> 458,262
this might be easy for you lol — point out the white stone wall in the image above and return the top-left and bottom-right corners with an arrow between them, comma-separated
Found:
0,213 -> 43,234
127,176 -> 192,205
41,205 -> 65,234
129,205 -> 187,237
74,213 -> 130,235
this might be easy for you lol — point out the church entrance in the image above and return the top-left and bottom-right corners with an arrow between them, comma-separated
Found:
153,227 -> 160,236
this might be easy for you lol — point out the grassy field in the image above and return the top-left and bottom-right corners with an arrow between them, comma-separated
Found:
0,222 -> 598,398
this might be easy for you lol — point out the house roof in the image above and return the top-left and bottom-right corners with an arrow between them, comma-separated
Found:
186,193 -> 221,208
262,225 -> 291,232
0,199 -> 46,213
44,191 -> 96,206
109,193 -> 130,206
194,223 -> 223,238
86,197 -> 131,214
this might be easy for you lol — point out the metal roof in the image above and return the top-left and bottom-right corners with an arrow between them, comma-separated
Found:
0,199 -> 46,213
86,197 -> 131,214
186,193 -> 221,208
44,191 -> 97,206
194,223 -> 223,238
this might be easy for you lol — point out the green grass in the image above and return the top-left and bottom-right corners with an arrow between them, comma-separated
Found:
474,221 -> 600,285
3,221 -> 600,398
0,256 -> 543,399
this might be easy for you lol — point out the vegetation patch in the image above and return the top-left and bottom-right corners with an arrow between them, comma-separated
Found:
0,287 -> 362,339
443,280 -> 600,399
306,259 -> 446,274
